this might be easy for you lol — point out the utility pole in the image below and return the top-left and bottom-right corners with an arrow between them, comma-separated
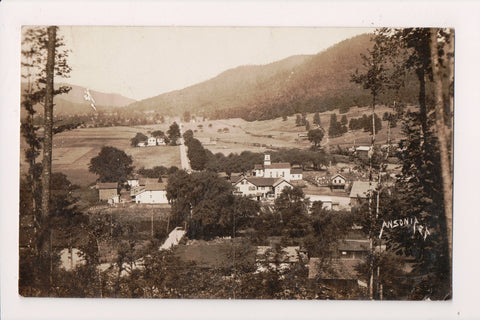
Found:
151,210 -> 154,238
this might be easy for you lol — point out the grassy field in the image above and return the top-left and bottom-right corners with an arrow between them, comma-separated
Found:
180,105 -> 406,156
19,105 -> 407,186
20,125 -> 181,186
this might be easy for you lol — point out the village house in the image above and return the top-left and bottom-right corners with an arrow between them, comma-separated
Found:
253,154 -> 303,182
330,173 -> 347,192
355,146 -> 372,160
308,236 -> 370,289
337,238 -> 369,260
232,176 -> 294,201
308,257 -> 367,289
156,137 -> 166,145
349,181 -> 378,207
97,182 -> 119,203
131,181 -> 168,204
290,168 -> 303,181
147,136 -> 157,146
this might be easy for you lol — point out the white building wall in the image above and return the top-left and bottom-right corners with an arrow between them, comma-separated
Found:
135,190 -> 168,204
290,173 -> 303,181
306,194 -> 351,211
147,137 -> 157,146
127,179 -> 139,187
235,180 -> 259,198
273,181 -> 292,198
265,168 -> 291,180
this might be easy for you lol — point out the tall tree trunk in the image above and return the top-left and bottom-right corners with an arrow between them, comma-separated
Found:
41,26 -> 56,288
429,28 -> 453,281
416,67 -> 428,138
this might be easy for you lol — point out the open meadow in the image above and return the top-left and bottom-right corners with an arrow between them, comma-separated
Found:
19,105 -> 406,186
20,125 -> 182,186
180,105 -> 406,156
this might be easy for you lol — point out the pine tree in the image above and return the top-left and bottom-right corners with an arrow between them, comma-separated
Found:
313,112 -> 321,126
20,26 -> 72,293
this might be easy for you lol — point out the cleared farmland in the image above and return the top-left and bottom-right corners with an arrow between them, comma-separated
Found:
19,105 -> 407,186
20,125 -> 182,186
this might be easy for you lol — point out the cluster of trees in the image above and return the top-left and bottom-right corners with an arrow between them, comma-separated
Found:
349,28 -> 453,299
130,132 -> 148,147
307,129 -> 324,148
166,170 -> 259,239
183,130 -> 330,174
52,110 -> 167,128
89,146 -> 134,184
348,113 -> 383,133
130,130 -> 169,147
209,88 -> 375,122
382,111 -> 398,128
328,113 -> 348,138
166,122 -> 181,145
295,113 -> 307,127
183,130 -> 209,170
136,165 -> 178,180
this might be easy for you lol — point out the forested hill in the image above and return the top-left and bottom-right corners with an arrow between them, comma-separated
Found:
125,33 -> 419,121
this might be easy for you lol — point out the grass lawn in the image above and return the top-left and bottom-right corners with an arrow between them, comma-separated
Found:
175,237 -> 256,269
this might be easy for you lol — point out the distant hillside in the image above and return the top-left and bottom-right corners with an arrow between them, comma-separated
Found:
124,33 -> 418,121
20,83 -> 136,116
125,54 -> 312,116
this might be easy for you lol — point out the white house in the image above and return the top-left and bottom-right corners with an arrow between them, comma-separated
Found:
290,168 -> 303,181
331,174 -> 347,192
253,154 -> 303,182
156,137 -> 166,145
232,176 -> 294,201
147,137 -> 157,146
305,194 -> 351,211
132,182 -> 168,204
273,179 -> 295,198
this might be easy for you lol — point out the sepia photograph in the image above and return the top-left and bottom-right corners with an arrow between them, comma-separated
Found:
17,25 -> 453,300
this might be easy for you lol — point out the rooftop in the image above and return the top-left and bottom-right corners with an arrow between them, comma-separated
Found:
145,182 -> 167,191
337,239 -> 370,252
349,181 -> 378,199
97,182 -> 118,189
356,146 -> 372,152
246,177 -> 277,187
139,178 -> 160,186
291,168 -> 303,174
272,178 -> 292,188
331,173 -> 347,181
308,257 -> 362,280
265,162 -> 291,169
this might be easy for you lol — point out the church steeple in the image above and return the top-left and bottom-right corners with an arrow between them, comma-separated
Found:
264,154 -> 271,166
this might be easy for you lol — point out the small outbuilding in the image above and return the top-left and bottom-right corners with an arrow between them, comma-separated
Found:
97,182 -> 118,202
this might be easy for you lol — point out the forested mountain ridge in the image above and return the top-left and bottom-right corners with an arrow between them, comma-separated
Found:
124,33 -> 419,121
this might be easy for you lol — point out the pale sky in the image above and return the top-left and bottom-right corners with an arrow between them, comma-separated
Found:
57,26 -> 374,101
